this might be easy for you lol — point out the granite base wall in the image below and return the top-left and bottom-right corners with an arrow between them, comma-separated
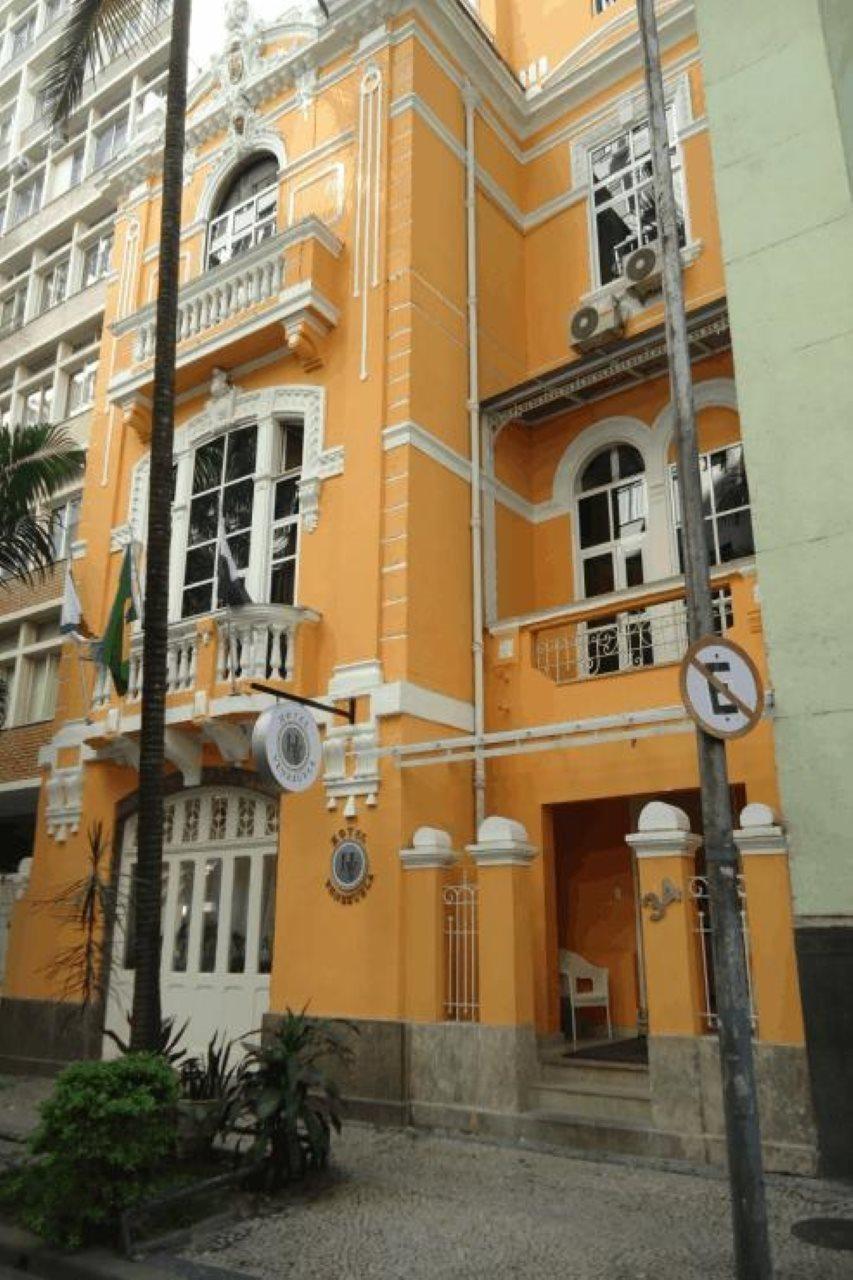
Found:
0,997 -> 102,1074
648,1035 -> 818,1175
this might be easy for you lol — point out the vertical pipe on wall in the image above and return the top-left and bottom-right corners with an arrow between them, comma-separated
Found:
463,81 -> 486,833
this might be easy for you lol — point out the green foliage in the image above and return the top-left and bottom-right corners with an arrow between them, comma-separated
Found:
238,1009 -> 354,1187
176,1033 -> 242,1157
0,422 -> 84,584
6,1054 -> 177,1248
104,1013 -> 189,1066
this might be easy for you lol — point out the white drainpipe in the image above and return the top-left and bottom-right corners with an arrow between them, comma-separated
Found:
463,82 -> 486,831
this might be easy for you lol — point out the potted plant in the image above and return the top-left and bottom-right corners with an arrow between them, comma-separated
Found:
176,1032 -> 241,1160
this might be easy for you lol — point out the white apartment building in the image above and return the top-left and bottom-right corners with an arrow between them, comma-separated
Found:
0,0 -> 171,901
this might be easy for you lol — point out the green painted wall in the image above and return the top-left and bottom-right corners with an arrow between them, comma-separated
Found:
694,0 -> 853,919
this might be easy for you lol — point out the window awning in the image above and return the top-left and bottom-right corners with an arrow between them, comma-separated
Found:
483,299 -> 730,429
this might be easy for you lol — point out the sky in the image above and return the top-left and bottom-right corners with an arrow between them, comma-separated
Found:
188,3 -> 315,80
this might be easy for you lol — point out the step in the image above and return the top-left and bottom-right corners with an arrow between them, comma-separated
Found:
539,1058 -> 649,1093
520,1109 -> 688,1162
529,1078 -> 652,1124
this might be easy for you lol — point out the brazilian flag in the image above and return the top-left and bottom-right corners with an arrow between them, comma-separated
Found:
95,546 -> 138,696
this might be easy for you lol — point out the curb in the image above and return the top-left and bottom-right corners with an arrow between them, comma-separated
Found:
0,1222 -> 178,1280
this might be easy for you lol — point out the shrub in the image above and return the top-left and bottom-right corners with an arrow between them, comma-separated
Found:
5,1054 -> 177,1248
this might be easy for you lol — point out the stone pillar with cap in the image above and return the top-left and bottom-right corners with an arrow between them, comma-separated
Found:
734,803 -> 805,1044
466,816 -> 537,1026
626,801 -> 704,1037
399,827 -> 457,1023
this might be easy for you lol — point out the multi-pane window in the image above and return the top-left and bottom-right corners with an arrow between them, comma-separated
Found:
577,444 -> 647,598
9,170 -> 44,227
0,283 -> 27,334
93,113 -> 128,169
671,445 -> 754,569
594,0 -> 619,12
207,156 -> 279,269
0,618 -> 62,727
40,257 -> 70,313
0,110 -> 13,146
23,379 -> 54,426
182,424 -> 257,617
82,231 -> 114,286
590,113 -> 685,286
10,14 -> 37,59
51,492 -> 82,560
67,358 -> 98,413
44,0 -> 71,26
270,420 -> 303,606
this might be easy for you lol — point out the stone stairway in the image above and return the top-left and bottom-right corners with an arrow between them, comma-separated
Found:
520,1044 -> 686,1160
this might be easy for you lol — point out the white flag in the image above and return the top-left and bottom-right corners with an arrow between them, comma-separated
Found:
60,566 -> 85,638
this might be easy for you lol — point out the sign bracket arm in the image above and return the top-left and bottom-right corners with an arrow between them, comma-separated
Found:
249,681 -> 356,725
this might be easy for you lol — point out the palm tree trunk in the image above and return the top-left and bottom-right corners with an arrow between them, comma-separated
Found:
130,0 -> 192,1053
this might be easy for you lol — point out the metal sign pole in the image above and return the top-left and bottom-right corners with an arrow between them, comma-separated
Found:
635,3 -> 773,1276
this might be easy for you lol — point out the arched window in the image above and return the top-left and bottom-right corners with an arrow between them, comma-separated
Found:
576,443 -> 647,598
207,154 -> 279,269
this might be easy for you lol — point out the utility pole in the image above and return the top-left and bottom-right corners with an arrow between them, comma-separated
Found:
635,3 -> 773,1277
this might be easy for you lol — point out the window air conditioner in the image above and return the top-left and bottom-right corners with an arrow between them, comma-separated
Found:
9,155 -> 30,178
569,297 -> 624,352
622,241 -> 664,299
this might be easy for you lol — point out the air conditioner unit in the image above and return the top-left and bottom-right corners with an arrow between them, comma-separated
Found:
569,297 -> 624,352
623,241 -> 664,298
9,155 -> 30,178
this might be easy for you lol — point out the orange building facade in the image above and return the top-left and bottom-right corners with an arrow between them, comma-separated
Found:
0,0 -> 818,1172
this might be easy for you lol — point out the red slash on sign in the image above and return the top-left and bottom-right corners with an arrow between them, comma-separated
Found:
679,636 -> 764,741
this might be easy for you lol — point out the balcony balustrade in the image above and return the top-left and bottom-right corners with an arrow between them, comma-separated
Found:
91,602 -> 317,711
110,217 -> 342,403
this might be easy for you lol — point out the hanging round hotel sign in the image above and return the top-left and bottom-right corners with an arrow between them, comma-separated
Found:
252,703 -> 322,792
680,636 -> 764,741
327,828 -> 373,904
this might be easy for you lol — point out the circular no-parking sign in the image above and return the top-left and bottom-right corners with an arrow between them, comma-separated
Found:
679,636 -> 764,741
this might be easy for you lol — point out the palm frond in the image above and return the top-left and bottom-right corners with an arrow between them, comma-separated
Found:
0,513 -> 58,583
45,0 -> 153,125
0,423 -> 84,508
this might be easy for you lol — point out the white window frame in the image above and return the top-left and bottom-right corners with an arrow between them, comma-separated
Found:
0,616 -> 62,728
669,444 -> 755,571
67,357 -> 98,414
575,443 -> 649,600
268,419 -> 304,608
39,254 -> 71,314
9,169 -> 44,227
82,230 -> 114,286
206,181 -> 278,270
93,112 -> 128,170
22,378 -> 54,426
593,0 -> 619,14
51,490 -> 83,561
10,13 -> 37,60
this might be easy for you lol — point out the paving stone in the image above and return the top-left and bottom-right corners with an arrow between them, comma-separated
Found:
181,1123 -> 853,1280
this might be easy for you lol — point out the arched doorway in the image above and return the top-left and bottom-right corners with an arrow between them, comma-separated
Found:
104,786 -> 279,1056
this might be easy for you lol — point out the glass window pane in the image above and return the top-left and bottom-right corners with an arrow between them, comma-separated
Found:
271,561 -> 296,606
580,449 -> 613,491
583,553 -> 615,598
183,582 -> 213,618
716,510 -> 755,563
184,543 -> 215,586
171,861 -> 195,973
228,857 -> 251,974
189,492 -> 218,544
222,478 -> 253,532
225,425 -> 257,481
274,477 -> 300,519
625,551 -> 644,587
283,422 -> 304,472
193,438 -> 224,494
257,855 -> 277,975
578,492 -> 611,548
272,524 -> 297,561
597,195 -> 638,284
226,531 -> 250,571
711,446 -> 750,513
198,859 -> 222,974
612,480 -> 647,538
586,616 -> 620,675
617,445 -> 644,479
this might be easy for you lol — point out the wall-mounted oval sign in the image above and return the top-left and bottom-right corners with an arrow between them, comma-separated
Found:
327,828 -> 373,904
252,703 -> 322,793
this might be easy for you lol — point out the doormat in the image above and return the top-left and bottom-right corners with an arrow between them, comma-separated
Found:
564,1036 -> 648,1065
791,1218 -> 853,1252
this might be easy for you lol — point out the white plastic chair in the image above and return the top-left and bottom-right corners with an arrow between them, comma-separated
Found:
559,949 -> 613,1046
